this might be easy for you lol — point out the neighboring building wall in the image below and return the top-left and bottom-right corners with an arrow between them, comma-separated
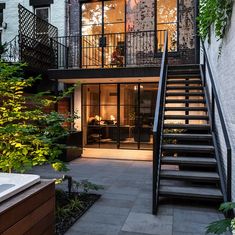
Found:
0,0 -> 66,43
203,4 -> 235,201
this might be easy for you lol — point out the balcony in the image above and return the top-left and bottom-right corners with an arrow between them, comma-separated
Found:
52,30 -> 173,69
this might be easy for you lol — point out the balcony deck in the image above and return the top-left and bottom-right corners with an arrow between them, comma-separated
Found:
48,66 -> 161,81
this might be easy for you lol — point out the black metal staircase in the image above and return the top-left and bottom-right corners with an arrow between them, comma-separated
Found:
160,64 -> 223,201
152,32 -> 232,214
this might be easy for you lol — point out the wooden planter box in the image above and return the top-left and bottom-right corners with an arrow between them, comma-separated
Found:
0,180 -> 55,235
59,131 -> 83,162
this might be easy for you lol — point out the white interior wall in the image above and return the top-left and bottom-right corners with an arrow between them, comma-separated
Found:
74,86 -> 82,132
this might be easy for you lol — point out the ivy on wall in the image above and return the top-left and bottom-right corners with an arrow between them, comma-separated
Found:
198,0 -> 234,41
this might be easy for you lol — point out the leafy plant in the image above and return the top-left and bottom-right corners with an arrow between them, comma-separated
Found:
198,0 -> 234,41
206,202 -> 235,234
73,179 -> 104,193
0,43 -> 7,57
0,62 -> 77,173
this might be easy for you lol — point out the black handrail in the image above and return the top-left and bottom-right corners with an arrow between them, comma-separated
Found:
152,31 -> 168,214
201,42 -> 232,203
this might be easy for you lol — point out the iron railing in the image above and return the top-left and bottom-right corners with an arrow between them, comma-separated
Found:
17,4 -> 58,71
53,30 -> 167,69
152,31 -> 168,214
1,36 -> 20,62
200,43 -> 232,203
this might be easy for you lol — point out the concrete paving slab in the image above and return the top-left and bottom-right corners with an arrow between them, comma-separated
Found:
28,157 -> 224,235
121,212 -> 173,235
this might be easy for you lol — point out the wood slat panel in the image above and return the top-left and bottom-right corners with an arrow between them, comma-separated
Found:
24,212 -> 54,235
2,197 -> 54,235
0,180 -> 55,233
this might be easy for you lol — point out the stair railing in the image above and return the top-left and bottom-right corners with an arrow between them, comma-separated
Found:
200,42 -> 232,203
152,31 -> 168,214
1,36 -> 20,62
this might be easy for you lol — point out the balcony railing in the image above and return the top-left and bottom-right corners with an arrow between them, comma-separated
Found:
52,30 -> 167,69
1,36 -> 20,63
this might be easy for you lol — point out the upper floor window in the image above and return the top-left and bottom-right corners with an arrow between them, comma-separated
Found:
157,0 -> 178,52
35,7 -> 50,23
0,9 -> 3,27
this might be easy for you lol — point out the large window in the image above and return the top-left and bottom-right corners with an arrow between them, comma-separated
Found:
81,0 -> 125,68
82,83 -> 157,150
157,0 -> 178,52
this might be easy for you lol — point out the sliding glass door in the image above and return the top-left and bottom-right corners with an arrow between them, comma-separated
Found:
82,83 -> 157,150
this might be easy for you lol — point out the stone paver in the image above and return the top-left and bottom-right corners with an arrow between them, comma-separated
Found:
29,158 -> 225,235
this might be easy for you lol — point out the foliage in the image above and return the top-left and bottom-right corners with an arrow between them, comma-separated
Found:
198,0 -> 234,41
0,43 -> 7,56
73,179 -> 104,193
56,175 -> 104,194
55,189 -> 100,234
0,62 -> 77,173
56,190 -> 84,221
206,202 -> 235,234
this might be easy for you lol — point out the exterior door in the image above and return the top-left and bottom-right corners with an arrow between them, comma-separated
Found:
81,0 -> 125,68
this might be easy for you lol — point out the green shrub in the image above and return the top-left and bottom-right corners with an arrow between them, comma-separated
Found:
0,62 -> 77,173
206,202 -> 235,234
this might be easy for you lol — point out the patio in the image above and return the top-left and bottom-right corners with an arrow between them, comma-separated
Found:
30,157 -> 224,235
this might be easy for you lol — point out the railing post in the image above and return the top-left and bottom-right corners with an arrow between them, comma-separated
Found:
227,148 -> 232,202
152,133 -> 157,214
211,89 -> 215,131
66,44 -> 69,69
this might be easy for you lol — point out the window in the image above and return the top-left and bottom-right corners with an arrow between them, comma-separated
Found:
157,0 -> 178,52
35,7 -> 50,37
35,7 -> 50,23
0,9 -> 3,27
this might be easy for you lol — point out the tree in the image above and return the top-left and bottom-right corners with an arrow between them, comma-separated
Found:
0,62 -> 76,173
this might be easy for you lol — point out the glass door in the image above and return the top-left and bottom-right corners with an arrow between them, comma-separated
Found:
119,84 -> 139,149
81,0 -> 125,68
82,83 -> 157,150
81,2 -> 103,68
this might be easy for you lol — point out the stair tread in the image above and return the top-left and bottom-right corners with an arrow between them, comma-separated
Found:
164,124 -> 210,129
166,92 -> 205,96
165,99 -> 206,103
159,185 -> 223,199
165,107 -> 207,111
168,64 -> 200,68
163,133 -> 212,139
164,115 -> 208,120
162,156 -> 216,164
167,86 -> 203,90
162,144 -> 214,151
160,170 -> 219,179
167,80 -> 202,84
168,74 -> 201,78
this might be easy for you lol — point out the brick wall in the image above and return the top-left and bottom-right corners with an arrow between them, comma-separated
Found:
204,4 -> 235,201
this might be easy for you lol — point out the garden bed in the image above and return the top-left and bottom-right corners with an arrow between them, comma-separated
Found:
55,190 -> 101,235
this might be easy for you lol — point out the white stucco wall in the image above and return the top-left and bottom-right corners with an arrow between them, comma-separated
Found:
203,3 -> 235,201
0,0 -> 66,43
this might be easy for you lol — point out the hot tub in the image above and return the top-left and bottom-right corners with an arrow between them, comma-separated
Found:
0,173 -> 40,203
